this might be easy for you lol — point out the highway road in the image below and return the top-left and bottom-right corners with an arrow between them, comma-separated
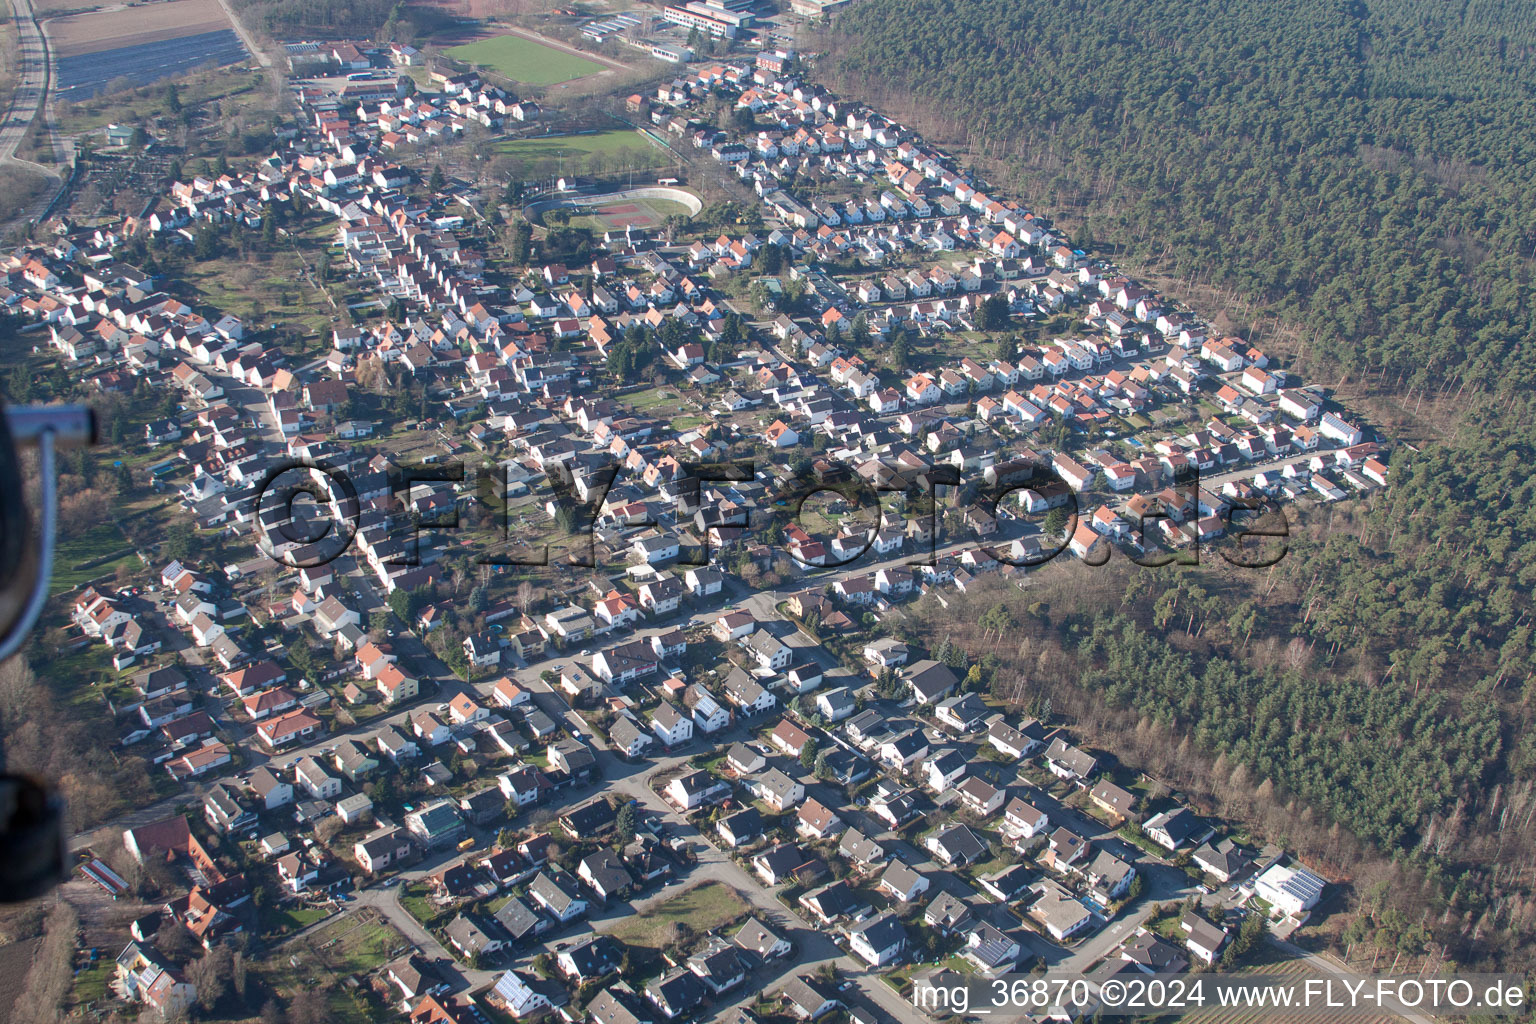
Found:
0,0 -> 68,227
0,0 -> 52,163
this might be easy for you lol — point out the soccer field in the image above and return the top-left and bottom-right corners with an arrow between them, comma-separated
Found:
494,129 -> 664,161
445,34 -> 606,85
565,196 -> 697,231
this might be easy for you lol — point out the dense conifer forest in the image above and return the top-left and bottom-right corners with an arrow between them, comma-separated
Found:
826,0 -> 1536,968
233,0 -> 455,41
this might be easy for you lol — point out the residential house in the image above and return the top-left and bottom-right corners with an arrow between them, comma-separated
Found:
848,912 -> 908,967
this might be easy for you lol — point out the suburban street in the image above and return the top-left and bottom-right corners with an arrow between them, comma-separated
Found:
63,394 -> 1352,1024
70,518 -> 1051,1024
54,307 -> 1378,1022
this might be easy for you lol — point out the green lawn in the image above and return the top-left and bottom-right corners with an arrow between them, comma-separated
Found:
493,129 -> 661,161
51,521 -> 138,594
1147,908 -> 1185,940
270,904 -> 333,934
625,387 -> 684,411
399,883 -> 442,928
939,953 -> 978,975
691,750 -> 728,774
68,959 -> 113,1009
604,881 -> 749,949
446,34 -> 605,85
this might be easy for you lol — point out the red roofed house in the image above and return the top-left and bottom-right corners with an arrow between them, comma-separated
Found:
764,420 -> 799,448
492,676 -> 530,709
222,659 -> 287,697
242,686 -> 298,720
256,708 -> 322,749
377,662 -> 419,705
770,718 -> 811,757
123,814 -> 225,883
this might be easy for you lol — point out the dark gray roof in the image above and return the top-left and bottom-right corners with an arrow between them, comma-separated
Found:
580,849 -> 633,894
719,807 -> 763,840
493,896 -> 543,940
930,823 -> 987,864
1192,836 -> 1250,875
880,859 -> 927,896
647,968 -> 707,1015
1123,933 -> 1189,972
904,659 -> 959,700
530,869 -> 583,914
852,911 -> 908,950
801,880 -> 863,919
1147,806 -> 1203,847
444,912 -> 507,954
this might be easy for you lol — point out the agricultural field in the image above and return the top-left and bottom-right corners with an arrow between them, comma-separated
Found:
49,0 -> 247,99
1183,946 -> 1400,1024
56,64 -> 266,134
48,0 -> 233,56
445,33 -> 606,86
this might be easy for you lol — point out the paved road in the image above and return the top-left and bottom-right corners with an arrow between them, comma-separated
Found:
583,744 -> 935,1024
352,884 -> 503,991
0,0 -> 46,159
212,0 -> 270,68
0,0 -> 61,188
1198,449 -> 1324,491
224,376 -> 287,446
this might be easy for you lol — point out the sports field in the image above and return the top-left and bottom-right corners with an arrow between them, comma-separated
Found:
445,33 -> 606,85
494,128 -> 663,161
566,196 -> 696,231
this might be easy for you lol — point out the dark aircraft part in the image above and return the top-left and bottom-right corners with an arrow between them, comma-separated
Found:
0,404 -> 95,902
